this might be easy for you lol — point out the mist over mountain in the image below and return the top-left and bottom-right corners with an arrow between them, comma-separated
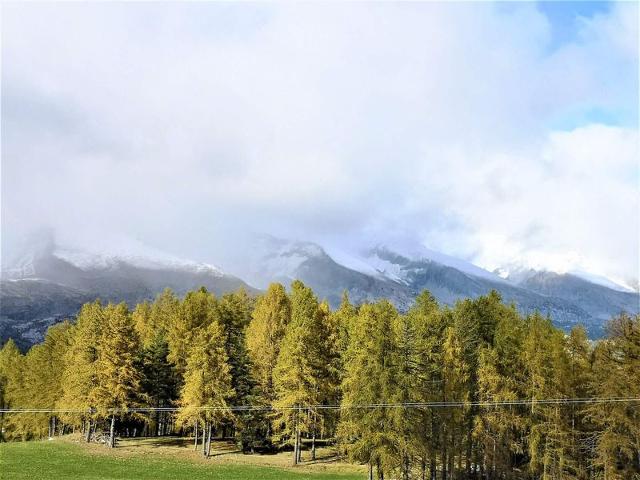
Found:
0,236 -> 255,349
253,239 -> 636,337
3,233 -> 636,349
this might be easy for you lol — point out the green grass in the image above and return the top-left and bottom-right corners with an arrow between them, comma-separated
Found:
0,439 -> 364,480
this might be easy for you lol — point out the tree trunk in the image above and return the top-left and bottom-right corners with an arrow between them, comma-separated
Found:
466,427 -> 472,477
430,456 -> 436,480
194,420 -> 199,450
311,429 -> 316,461
377,458 -> 384,480
109,415 -> 116,448
441,441 -> 447,480
368,462 -> 374,480
85,420 -> 92,443
403,453 -> 410,480
201,421 -> 206,456
206,423 -> 213,458
292,416 -> 300,466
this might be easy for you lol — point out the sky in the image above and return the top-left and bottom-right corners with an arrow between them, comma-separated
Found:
1,1 -> 638,289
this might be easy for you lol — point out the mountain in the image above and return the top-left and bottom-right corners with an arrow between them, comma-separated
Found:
248,239 -> 638,338
342,246 -> 611,336
242,237 -> 415,310
506,269 -> 639,323
2,235 -> 638,349
0,240 -> 256,349
0,279 -> 93,349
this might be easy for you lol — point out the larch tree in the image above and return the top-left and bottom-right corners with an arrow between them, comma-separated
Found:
474,305 -> 528,478
0,339 -> 25,441
407,290 -> 444,480
440,320 -> 471,479
92,303 -> 145,448
331,291 -> 358,385
167,287 -> 218,379
246,283 -> 291,402
59,300 -> 104,441
140,332 -> 177,436
587,313 -> 640,479
523,312 -> 575,479
391,312 -> 420,480
23,322 -> 73,439
176,318 -> 234,458
132,301 -> 154,348
217,290 -> 254,443
2,282 -> 638,478
272,280 -> 327,465
245,283 -> 291,447
339,300 -> 402,479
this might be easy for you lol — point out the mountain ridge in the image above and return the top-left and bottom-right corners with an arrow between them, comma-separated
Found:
1,237 -> 638,348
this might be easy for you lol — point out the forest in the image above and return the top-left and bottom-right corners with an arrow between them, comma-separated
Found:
0,281 -> 638,480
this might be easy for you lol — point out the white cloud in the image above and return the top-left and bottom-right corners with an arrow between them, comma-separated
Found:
1,2 -> 638,285
415,125 -> 638,286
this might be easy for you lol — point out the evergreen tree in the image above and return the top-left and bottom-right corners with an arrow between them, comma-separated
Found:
167,287 -> 218,378
93,303 -> 145,447
132,301 -> 154,348
176,318 -> 234,458
339,300 -> 402,479
332,291 -> 358,373
587,313 -> 640,478
0,339 -> 24,441
523,312 -> 575,479
246,283 -> 291,402
140,332 -> 178,436
407,291 -> 444,480
23,322 -> 73,438
217,290 -> 255,444
1,282 -> 638,478
474,305 -> 528,478
150,289 -> 180,339
59,300 -> 104,440
245,283 -> 291,448
272,280 -> 327,465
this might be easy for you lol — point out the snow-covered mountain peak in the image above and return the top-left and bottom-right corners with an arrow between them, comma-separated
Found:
52,247 -> 225,276
249,237 -> 328,286
356,243 -> 508,284
3,233 -> 226,279
496,262 -> 635,294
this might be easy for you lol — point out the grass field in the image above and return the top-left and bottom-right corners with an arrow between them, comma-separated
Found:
0,436 -> 365,480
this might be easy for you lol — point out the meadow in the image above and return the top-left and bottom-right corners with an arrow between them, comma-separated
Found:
0,436 -> 365,480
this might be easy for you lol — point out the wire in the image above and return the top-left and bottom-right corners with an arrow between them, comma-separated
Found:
2,397 -> 639,414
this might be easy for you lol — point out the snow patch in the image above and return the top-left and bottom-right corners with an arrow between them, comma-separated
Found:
570,270 -> 636,293
53,244 -> 224,277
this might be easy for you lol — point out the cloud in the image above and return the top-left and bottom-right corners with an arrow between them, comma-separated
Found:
1,2 -> 638,285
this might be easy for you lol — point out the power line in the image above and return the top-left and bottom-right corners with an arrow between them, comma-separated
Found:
2,397 -> 639,414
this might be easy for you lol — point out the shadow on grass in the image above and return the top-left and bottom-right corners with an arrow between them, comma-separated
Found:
118,436 -> 192,449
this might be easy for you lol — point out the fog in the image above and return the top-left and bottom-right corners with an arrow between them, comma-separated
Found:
2,2 -> 638,287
